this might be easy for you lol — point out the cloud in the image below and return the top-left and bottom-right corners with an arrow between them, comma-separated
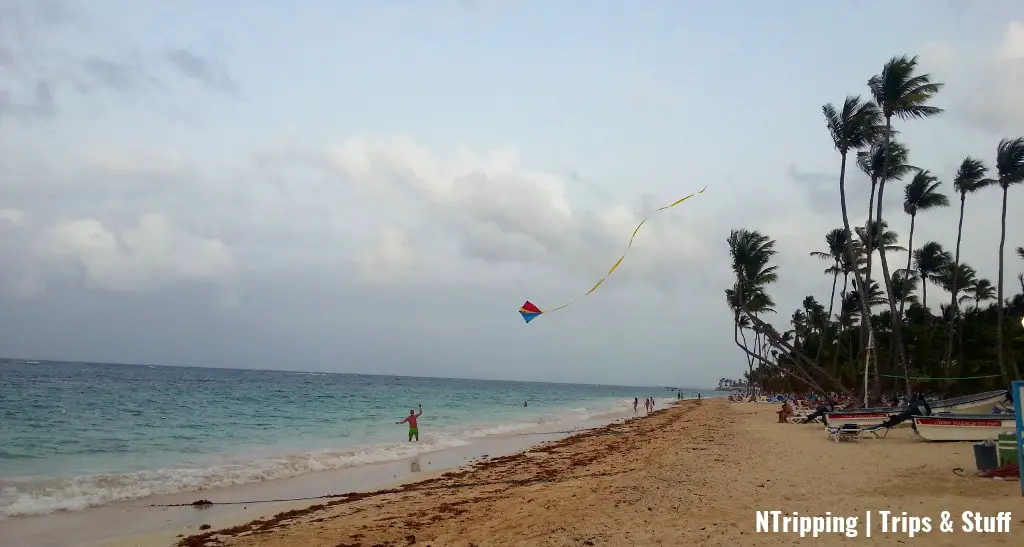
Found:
163,49 -> 235,92
76,146 -> 194,178
80,56 -> 156,93
921,20 -> 1024,135
27,214 -> 234,293
355,225 -> 417,283
311,135 -> 718,289
0,0 -> 235,122
0,208 -> 28,227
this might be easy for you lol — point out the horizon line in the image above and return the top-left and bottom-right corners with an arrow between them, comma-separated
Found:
0,357 -> 718,392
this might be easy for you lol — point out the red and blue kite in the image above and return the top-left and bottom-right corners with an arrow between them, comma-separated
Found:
519,301 -> 542,323
519,186 -> 706,324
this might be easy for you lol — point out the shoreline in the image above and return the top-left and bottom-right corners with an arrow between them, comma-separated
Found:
178,399 -> 1017,547
3,399 -> 673,546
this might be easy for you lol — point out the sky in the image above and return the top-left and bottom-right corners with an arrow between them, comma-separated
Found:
1,0 -> 1023,388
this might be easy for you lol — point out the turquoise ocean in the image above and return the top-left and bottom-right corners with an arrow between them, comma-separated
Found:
0,359 -> 707,518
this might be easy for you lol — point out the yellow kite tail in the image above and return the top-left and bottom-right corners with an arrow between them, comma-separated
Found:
539,186 -> 706,314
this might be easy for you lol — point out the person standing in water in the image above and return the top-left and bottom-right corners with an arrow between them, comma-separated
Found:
396,404 -> 423,442
633,397 -> 639,413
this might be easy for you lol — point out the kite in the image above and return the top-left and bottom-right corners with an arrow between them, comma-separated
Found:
519,186 -> 707,324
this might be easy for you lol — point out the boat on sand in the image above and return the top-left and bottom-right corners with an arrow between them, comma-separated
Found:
912,414 -> 1016,442
822,390 -> 1008,428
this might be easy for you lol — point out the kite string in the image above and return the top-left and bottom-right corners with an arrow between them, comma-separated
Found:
541,187 -> 707,313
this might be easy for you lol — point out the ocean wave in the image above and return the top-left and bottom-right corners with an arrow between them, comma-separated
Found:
0,398 -> 635,517
0,436 -> 470,517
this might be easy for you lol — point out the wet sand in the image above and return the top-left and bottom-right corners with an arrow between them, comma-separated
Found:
175,399 -> 1019,547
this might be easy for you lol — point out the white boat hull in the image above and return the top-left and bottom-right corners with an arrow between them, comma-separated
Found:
822,391 -> 1008,428
929,391 -> 1009,414
913,415 -> 1016,442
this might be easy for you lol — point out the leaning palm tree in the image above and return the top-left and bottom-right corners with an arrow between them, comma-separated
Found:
912,241 -> 952,310
901,170 -> 948,316
945,157 -> 991,369
867,55 -> 944,393
991,137 -> 1024,381
823,96 -> 884,405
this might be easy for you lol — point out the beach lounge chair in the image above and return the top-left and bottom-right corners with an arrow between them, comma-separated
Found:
826,423 -> 888,442
827,424 -> 864,443
786,411 -> 816,424
861,424 -> 888,438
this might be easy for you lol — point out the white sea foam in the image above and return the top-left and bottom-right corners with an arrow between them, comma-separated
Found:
0,397 -> 641,517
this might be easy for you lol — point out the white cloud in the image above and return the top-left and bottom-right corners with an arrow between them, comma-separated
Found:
34,213 -> 234,292
354,225 -> 416,283
922,20 -> 1024,134
314,135 -> 712,287
0,208 -> 28,226
1000,21 -> 1024,60
76,146 -> 192,177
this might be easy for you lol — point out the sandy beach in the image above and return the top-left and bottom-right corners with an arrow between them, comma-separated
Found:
172,399 -> 1019,546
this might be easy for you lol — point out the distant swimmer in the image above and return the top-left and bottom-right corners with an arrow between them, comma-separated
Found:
523,401 -> 528,407
396,404 -> 423,442
633,397 -> 639,413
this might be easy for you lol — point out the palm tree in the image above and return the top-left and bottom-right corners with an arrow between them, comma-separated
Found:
912,242 -> 952,310
901,169 -> 949,316
857,139 -> 915,283
809,228 -> 850,365
991,137 -> 1024,381
856,221 -> 905,264
944,157 -> 991,370
823,96 -> 884,405
960,277 -> 996,311
891,270 -> 920,307
867,54 -> 944,394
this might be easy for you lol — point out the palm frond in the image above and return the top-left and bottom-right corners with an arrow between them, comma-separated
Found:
903,169 -> 948,216
953,156 -> 990,195
995,137 -> 1024,187
868,55 -> 944,120
823,96 -> 883,154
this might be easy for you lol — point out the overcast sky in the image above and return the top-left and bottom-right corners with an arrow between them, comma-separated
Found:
1,1 -> 1023,388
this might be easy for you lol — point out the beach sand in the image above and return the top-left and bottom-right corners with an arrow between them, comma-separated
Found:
176,400 -> 1019,546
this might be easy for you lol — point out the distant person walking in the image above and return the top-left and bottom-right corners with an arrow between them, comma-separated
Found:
633,397 -> 639,413
396,404 -> 423,442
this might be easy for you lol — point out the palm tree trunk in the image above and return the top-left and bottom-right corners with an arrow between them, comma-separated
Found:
900,213 -> 917,318
996,186 -> 1013,382
958,308 -> 966,372
944,194 -> 966,374
861,179 -> 878,393
813,265 -> 840,367
922,278 -> 928,310
865,179 -> 878,280
876,117 -> 912,396
838,151 -> 875,404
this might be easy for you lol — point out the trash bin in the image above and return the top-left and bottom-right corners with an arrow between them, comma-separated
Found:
997,433 -> 1018,467
974,441 -> 999,472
